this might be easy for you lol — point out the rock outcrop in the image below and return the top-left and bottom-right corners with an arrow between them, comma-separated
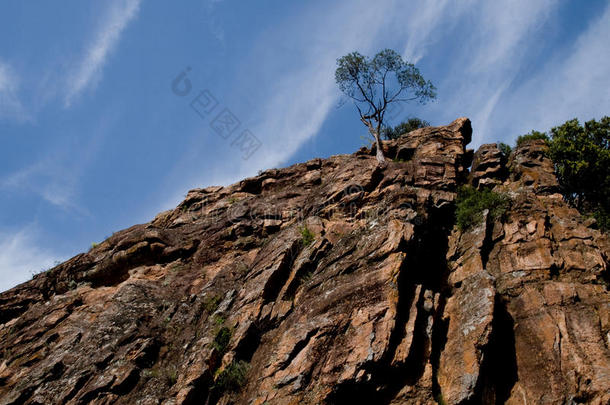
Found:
0,119 -> 608,405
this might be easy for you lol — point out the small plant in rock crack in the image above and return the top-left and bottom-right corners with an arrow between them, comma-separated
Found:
165,367 -> 179,386
170,262 -> 185,272
227,196 -> 239,205
213,360 -> 250,392
203,295 -> 222,313
300,226 -> 315,247
299,271 -> 314,284
142,368 -> 160,380
455,186 -> 510,231
213,326 -> 232,354
213,314 -> 226,325
497,142 -> 512,158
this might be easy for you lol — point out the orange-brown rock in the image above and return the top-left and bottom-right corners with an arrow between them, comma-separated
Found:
469,143 -> 507,189
0,119 -> 608,405
442,140 -> 609,404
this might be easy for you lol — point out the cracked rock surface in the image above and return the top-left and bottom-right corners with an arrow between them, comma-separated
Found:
1,118 -> 608,404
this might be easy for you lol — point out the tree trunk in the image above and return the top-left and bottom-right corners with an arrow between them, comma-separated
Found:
361,117 -> 386,163
374,131 -> 386,163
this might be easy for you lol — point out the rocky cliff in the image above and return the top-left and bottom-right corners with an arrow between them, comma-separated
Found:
1,118 -> 609,405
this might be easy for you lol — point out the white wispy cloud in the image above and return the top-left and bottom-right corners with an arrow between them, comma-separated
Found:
424,0 -> 560,145
0,61 -> 30,122
205,0 -> 226,43
500,2 -> 610,136
401,0 -> 470,64
165,0 -> 553,193
159,0 -> 403,209
159,0 -> 609,213
241,0 -> 401,164
1,158 -> 81,211
0,107 -> 119,213
64,0 -> 141,106
0,226 -> 60,293
468,0 -> 557,73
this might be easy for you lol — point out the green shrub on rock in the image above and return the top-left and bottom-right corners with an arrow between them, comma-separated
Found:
455,186 -> 510,231
300,226 -> 315,247
521,116 -> 609,232
213,327 -> 232,354
497,142 -> 512,158
214,360 -> 250,392
516,130 -> 549,147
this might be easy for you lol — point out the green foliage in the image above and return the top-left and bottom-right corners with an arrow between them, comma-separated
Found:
592,209 -> 610,233
213,315 -> 226,325
165,367 -> 178,386
170,263 -> 185,272
335,49 -> 436,104
213,327 -> 232,353
30,266 -> 49,279
300,226 -> 315,247
335,49 -> 436,161
299,270 -> 314,284
546,116 -> 610,231
214,360 -> 250,392
455,186 -> 510,230
516,130 -> 549,147
142,368 -> 160,379
90,242 -> 99,250
203,294 -> 221,313
497,142 -> 512,157
382,118 -> 430,140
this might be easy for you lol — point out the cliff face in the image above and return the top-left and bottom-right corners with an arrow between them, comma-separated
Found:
0,118 -> 609,405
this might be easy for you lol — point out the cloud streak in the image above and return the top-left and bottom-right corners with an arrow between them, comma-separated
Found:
154,0 -> 609,218
501,2 -> 610,135
0,61 -> 29,122
0,106 -> 120,214
0,226 -> 60,293
165,0 -> 448,199
1,158 -> 81,211
64,0 -> 141,106
159,0 -> 404,208
419,0 -> 561,145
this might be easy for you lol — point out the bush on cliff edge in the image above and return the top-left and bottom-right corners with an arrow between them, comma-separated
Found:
455,186 -> 510,231
520,116 -> 609,231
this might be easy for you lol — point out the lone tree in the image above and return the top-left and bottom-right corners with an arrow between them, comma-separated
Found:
335,49 -> 436,162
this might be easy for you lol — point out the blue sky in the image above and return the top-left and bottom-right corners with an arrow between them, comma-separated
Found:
1,0 -> 609,291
